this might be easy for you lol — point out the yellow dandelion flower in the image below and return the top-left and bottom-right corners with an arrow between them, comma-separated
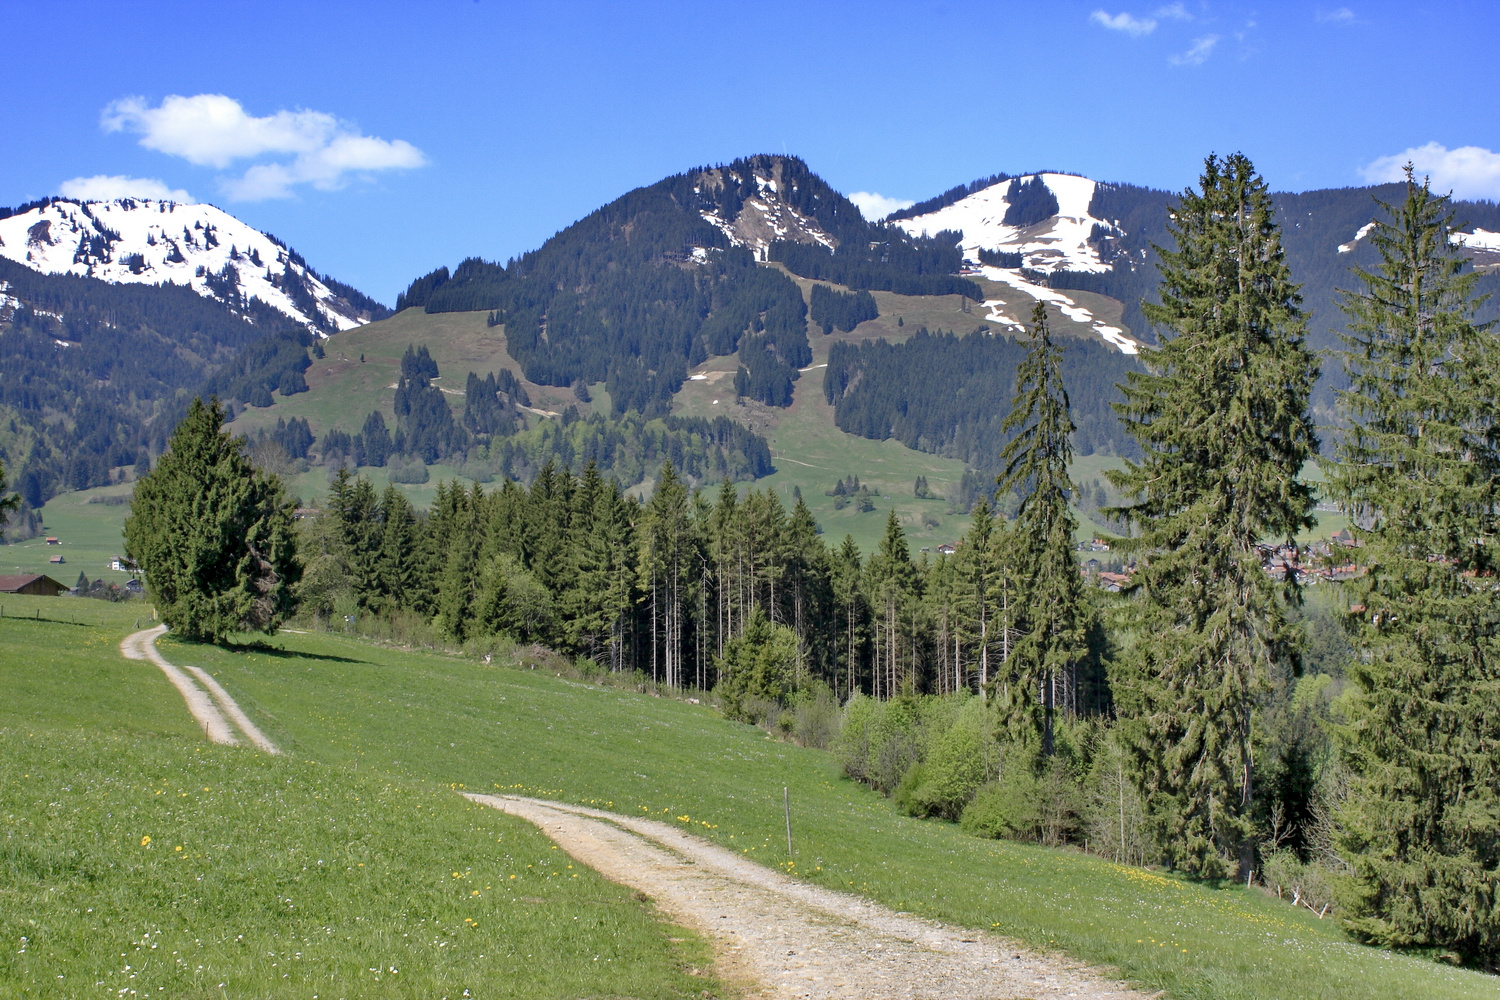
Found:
140,836 -> 151,846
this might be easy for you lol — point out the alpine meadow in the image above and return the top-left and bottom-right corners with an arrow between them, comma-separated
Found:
5,10 -> 1500,992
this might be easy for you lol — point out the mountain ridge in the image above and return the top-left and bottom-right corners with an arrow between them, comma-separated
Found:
0,197 -> 390,334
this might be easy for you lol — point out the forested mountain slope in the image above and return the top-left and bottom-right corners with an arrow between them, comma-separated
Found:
0,198 -> 389,511
894,171 -> 1500,408
395,155 -> 973,414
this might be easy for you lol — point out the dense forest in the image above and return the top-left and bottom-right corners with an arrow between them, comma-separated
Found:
808,284 -> 878,334
824,326 -> 1140,464
0,256 -> 265,507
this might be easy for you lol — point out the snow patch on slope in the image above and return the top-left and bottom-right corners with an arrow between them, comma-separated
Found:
1454,228 -> 1500,251
978,265 -> 1140,355
696,161 -> 837,259
0,198 -> 371,334
1338,222 -> 1377,253
891,173 -> 1113,275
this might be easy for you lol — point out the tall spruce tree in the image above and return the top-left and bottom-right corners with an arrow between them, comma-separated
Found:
998,301 -> 1088,754
1328,170 -> 1500,964
125,397 -> 300,642
1108,153 -> 1320,877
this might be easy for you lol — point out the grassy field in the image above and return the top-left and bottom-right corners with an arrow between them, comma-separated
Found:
227,308 -> 586,444
140,624 -> 1496,1000
0,595 -> 725,999
1,483 -> 138,585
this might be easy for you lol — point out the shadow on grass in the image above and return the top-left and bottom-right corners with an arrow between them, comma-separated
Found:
0,615 -> 97,628
158,636 -> 369,664
234,640 -> 368,664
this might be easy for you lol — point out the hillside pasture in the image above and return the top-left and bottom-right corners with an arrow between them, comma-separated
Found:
158,625 -> 1498,1000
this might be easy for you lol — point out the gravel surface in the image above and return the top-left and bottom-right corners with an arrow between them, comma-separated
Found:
120,627 -> 279,753
469,793 -> 1152,1000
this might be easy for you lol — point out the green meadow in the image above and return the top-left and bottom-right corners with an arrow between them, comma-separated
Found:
0,595 -> 722,999
141,624 -> 1500,1000
2,593 -> 1496,998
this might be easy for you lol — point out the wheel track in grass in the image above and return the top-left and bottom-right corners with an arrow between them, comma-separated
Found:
469,793 -> 1153,1000
120,627 -> 280,753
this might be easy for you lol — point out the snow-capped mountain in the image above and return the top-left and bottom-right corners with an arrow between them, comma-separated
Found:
888,173 -> 1142,354
0,198 -> 381,334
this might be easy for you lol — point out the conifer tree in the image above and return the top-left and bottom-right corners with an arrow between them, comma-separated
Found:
125,397 -> 300,642
0,458 -> 19,541
1328,170 -> 1500,964
1108,153 -> 1320,877
865,511 -> 920,698
831,535 -> 866,697
376,485 -> 419,609
999,302 -> 1088,754
640,462 -> 694,686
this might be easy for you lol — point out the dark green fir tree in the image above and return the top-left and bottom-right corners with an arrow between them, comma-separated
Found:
1328,169 -> 1500,965
1108,153 -> 1320,877
124,397 -> 300,642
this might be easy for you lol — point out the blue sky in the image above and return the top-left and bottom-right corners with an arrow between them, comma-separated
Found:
3,0 -> 1496,303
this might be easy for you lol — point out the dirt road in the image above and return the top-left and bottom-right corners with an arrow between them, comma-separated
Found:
469,793 -> 1149,1000
120,627 -> 279,753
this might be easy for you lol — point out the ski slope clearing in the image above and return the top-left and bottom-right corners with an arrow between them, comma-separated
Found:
0,198 -> 369,332
473,794 -> 1147,1000
892,173 -> 1113,275
979,265 -> 1141,355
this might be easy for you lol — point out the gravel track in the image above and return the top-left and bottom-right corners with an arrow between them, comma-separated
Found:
120,627 -> 278,753
469,793 -> 1151,1000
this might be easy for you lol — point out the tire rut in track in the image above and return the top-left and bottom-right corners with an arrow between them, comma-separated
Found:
121,627 -> 279,753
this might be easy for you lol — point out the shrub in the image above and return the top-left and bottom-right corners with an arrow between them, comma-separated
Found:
387,455 -> 429,484
716,610 -> 798,722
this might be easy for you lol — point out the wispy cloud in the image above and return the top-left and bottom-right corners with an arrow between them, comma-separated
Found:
1090,10 -> 1158,36
1361,142 -> 1500,201
58,174 -> 195,203
847,192 -> 915,221
1155,3 -> 1191,21
1170,34 -> 1220,65
1316,7 -> 1356,23
101,94 -> 427,201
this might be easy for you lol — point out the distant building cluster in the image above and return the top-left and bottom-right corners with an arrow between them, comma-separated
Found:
1079,530 -> 1366,592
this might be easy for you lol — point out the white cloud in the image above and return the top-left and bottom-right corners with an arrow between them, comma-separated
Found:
1090,10 -> 1157,36
1317,7 -> 1356,23
1360,143 -> 1500,201
101,93 -> 427,201
847,191 -> 915,221
57,174 -> 195,203
1154,3 -> 1191,20
1170,34 -> 1220,65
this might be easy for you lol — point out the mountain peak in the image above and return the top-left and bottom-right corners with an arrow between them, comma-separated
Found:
0,197 -> 384,334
